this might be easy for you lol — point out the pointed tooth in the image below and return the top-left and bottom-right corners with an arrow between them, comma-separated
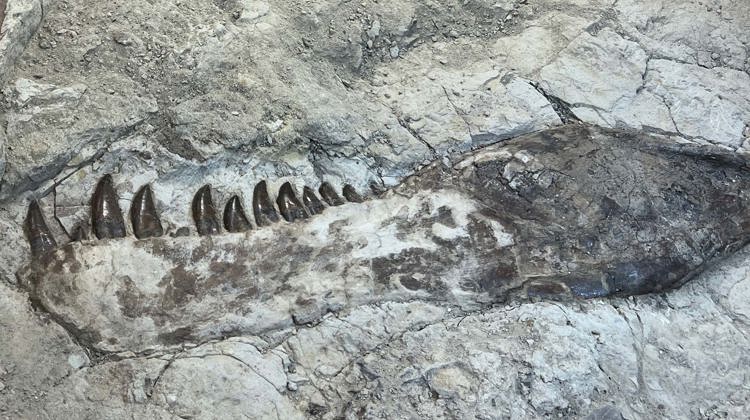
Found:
252,180 -> 280,227
91,174 -> 127,239
318,182 -> 345,206
130,184 -> 164,239
276,182 -> 308,222
70,225 -> 89,242
302,186 -> 325,215
342,184 -> 365,203
24,200 -> 57,256
192,185 -> 221,236
223,195 -> 252,233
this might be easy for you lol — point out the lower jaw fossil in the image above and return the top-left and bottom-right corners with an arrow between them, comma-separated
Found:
16,124 -> 750,353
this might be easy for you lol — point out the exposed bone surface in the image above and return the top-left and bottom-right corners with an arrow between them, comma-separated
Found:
1,0 -> 750,418
16,124 -> 750,354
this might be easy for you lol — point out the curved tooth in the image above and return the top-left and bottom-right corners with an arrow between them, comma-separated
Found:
318,182 -> 345,206
342,184 -> 365,203
302,186 -> 325,215
223,195 -> 252,233
276,182 -> 308,222
24,200 -> 57,256
70,225 -> 89,242
91,174 -> 127,239
192,185 -> 221,236
130,184 -> 164,239
252,180 -> 280,227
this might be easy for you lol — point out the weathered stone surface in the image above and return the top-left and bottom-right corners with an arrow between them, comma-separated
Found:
2,0 -> 750,418
17,125 -> 750,353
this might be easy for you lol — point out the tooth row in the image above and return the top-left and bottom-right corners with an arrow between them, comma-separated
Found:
24,176 -> 365,254
195,180 -> 359,235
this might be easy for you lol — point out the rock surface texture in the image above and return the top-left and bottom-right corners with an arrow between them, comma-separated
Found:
1,0 -> 750,419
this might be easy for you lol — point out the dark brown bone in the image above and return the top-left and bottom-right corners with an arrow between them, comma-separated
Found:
131,185 -> 164,239
342,184 -> 364,203
252,180 -> 280,227
302,186 -> 325,215
276,182 -> 308,222
319,182 -> 344,206
192,185 -> 221,236
223,195 -> 252,233
91,175 -> 127,239
24,200 -> 57,256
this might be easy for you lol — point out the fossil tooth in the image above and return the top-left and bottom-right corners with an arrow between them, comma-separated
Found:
130,184 -> 164,239
70,225 -> 89,242
318,182 -> 345,206
277,182 -> 308,222
223,195 -> 252,233
192,185 -> 221,236
24,200 -> 57,256
342,184 -> 364,203
91,174 -> 127,239
252,180 -> 280,227
302,186 -> 325,215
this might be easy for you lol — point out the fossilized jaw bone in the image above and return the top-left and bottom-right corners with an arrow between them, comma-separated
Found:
17,124 -> 750,353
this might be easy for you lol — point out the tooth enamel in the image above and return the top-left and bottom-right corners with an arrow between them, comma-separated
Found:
91,174 -> 127,240
70,225 -> 89,242
192,185 -> 221,236
319,182 -> 345,206
131,185 -> 164,239
252,180 -> 280,227
24,200 -> 57,256
277,182 -> 308,222
302,186 -> 325,215
223,195 -> 252,233
342,184 -> 364,203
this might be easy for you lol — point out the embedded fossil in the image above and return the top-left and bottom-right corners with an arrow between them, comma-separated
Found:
16,124 -> 750,353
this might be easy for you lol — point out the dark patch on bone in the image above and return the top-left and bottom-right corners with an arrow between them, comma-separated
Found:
372,248 -> 450,295
116,276 -> 150,319
160,266 -> 199,309
524,281 -> 569,300
435,206 -> 456,228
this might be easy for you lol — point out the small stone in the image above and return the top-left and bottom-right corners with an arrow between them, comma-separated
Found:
389,46 -> 400,58
67,352 -> 90,369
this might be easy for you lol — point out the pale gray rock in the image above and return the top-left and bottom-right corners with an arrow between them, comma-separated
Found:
2,0 -> 750,418
539,28 -> 649,113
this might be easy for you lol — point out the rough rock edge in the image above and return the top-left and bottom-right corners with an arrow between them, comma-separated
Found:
0,0 -> 47,183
